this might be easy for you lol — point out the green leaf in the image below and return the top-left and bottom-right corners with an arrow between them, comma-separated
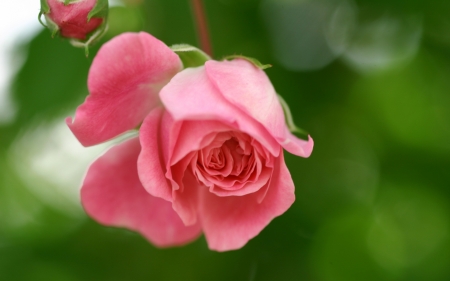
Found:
223,55 -> 272,70
171,44 -> 211,68
278,94 -> 309,141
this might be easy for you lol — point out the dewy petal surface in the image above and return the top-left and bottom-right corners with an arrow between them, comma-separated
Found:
67,32 -> 182,146
205,59 -> 313,158
81,137 -> 201,247
199,152 -> 295,251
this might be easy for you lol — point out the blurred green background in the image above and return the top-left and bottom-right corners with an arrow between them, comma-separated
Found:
1,0 -> 450,280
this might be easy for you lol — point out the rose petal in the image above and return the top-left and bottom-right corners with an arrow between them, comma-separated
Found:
139,109 -> 201,226
170,151 -> 197,191
172,168 -> 201,226
199,152 -> 295,251
138,107 -> 172,202
281,131 -> 314,158
171,120 -> 233,165
67,32 -> 182,146
160,67 -> 281,157
209,167 -> 272,197
205,60 -> 285,138
81,137 -> 201,247
205,59 -> 314,158
200,141 -> 234,177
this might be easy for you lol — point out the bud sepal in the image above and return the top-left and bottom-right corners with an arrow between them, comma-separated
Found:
170,44 -> 212,68
278,94 -> 310,141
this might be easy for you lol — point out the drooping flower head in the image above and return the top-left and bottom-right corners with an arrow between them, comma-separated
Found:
67,32 -> 313,251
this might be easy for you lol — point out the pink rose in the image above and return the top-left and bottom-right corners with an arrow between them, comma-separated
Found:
40,0 -> 107,41
67,32 -> 313,251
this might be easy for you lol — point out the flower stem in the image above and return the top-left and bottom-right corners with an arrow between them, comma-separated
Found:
190,0 -> 213,57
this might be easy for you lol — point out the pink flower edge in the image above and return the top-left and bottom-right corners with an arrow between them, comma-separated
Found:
81,137 -> 202,247
67,32 -> 182,147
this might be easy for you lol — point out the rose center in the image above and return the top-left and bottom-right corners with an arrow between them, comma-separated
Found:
194,133 -> 262,190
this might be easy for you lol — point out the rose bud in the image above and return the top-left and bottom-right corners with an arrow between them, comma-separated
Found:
39,0 -> 108,52
67,32 -> 313,251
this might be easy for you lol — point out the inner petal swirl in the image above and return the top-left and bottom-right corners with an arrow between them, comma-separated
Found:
191,131 -> 273,197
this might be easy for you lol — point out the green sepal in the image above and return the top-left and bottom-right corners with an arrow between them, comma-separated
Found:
41,14 -> 60,38
223,55 -> 272,70
51,26 -> 59,38
64,0 -> 86,4
171,44 -> 211,68
88,0 -> 109,21
38,12 -> 47,28
69,23 -> 107,57
38,0 -> 50,28
278,94 -> 309,141
38,0 -> 60,33
40,0 -> 50,13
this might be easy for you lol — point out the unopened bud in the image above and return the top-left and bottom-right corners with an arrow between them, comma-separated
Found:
39,0 -> 108,54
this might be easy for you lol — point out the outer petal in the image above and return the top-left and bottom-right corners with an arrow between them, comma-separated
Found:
138,107 -> 172,202
172,168 -> 201,226
199,152 -> 295,251
282,132 -> 314,158
205,59 -> 285,139
205,59 -> 313,158
139,109 -> 201,226
81,137 -> 201,247
159,67 -> 281,157
67,32 -> 182,146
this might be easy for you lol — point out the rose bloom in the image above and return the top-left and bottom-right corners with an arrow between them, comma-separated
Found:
67,32 -> 313,251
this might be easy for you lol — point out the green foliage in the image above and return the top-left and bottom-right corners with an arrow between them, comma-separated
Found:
105,6 -> 143,38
